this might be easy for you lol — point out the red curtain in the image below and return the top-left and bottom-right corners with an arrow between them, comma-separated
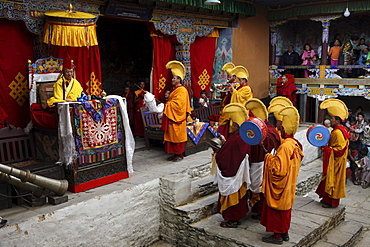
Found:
0,19 -> 34,128
152,36 -> 176,98
190,36 -> 217,100
53,46 -> 102,96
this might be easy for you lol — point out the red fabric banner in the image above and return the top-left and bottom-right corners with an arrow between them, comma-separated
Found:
0,19 -> 34,128
152,36 -> 176,98
190,36 -> 217,100
53,46 -> 103,96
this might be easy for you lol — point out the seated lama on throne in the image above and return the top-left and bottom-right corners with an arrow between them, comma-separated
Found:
46,61 -> 83,108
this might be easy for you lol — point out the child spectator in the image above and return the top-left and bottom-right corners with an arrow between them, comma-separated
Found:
351,113 -> 367,151
301,44 -> 315,78
348,141 -> 359,185
328,39 -> 342,65
324,119 -> 333,132
312,54 -> 321,65
354,147 -> 370,188
348,116 -> 359,142
157,89 -> 171,104
360,121 -> 370,148
199,90 -> 210,108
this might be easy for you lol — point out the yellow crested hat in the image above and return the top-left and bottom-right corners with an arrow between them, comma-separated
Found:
279,106 -> 300,135
230,66 -> 249,80
320,99 -> 348,121
245,98 -> 268,121
222,103 -> 249,126
270,96 -> 293,107
267,103 -> 286,121
166,60 -> 185,80
222,62 -> 235,76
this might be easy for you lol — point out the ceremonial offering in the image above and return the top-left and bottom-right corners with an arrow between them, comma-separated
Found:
306,124 -> 330,147
239,117 -> 267,145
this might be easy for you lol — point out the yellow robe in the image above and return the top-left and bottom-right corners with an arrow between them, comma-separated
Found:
47,77 -> 83,108
230,84 -> 253,105
262,138 -> 304,210
325,128 -> 348,199
163,85 -> 192,143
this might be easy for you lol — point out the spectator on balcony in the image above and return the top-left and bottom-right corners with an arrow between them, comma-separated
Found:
279,45 -> 301,77
358,48 -> 370,65
328,39 -> 342,66
354,38 -> 368,58
301,44 -> 315,78
343,35 -> 360,73
312,54 -> 321,65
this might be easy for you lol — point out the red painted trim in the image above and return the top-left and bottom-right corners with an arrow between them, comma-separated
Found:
68,171 -> 129,193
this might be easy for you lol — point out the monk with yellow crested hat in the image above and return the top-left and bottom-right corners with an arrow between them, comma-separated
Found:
215,103 -> 250,228
218,62 -> 236,140
229,66 -> 253,106
162,60 -> 193,162
316,99 -> 350,208
245,98 -> 281,219
261,105 -> 304,245
46,55 -> 83,108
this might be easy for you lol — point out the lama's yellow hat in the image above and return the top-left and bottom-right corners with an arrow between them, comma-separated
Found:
270,96 -> 293,107
245,98 -> 268,121
166,60 -> 185,80
222,63 -> 235,76
230,66 -> 249,80
222,103 -> 249,126
320,99 -> 348,121
268,103 -> 286,121
279,106 -> 300,135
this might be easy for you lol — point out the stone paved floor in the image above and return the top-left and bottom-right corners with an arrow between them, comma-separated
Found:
2,136 -> 370,246
306,180 -> 370,246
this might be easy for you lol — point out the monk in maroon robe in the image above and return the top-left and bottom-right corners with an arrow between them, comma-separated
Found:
216,123 -> 250,227
122,85 -> 135,131
276,74 -> 297,106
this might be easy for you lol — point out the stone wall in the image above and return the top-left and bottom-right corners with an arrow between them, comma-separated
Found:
1,179 -> 160,247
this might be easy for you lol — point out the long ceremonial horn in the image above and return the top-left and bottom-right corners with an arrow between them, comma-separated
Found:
0,172 -> 45,198
0,164 -> 68,196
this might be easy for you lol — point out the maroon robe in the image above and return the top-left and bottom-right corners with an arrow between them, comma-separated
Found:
123,91 -> 135,130
277,74 -> 297,106
216,132 -> 250,221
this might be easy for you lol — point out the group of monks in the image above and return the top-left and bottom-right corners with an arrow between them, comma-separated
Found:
41,59 -> 349,244
212,63 -> 349,245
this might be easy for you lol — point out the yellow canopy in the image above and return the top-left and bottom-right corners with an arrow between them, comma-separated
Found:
43,4 -> 98,47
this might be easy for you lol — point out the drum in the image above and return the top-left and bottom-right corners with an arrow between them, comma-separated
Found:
306,124 -> 331,147
239,117 -> 268,145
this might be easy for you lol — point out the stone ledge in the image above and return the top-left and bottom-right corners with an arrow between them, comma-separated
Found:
190,197 -> 345,247
296,158 -> 322,196
312,221 -> 363,247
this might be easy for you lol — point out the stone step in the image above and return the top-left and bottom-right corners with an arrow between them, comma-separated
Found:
191,175 -> 218,200
312,221 -> 363,247
188,197 -> 345,247
296,158 -> 323,196
176,192 -> 218,225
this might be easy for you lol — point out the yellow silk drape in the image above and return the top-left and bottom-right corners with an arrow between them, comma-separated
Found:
43,22 -> 98,47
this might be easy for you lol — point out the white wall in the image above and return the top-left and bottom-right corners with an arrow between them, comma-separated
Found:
1,179 -> 160,247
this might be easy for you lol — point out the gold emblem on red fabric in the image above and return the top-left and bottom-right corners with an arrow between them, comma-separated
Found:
198,69 -> 210,90
9,72 -> 28,106
157,74 -> 166,93
87,72 -> 102,96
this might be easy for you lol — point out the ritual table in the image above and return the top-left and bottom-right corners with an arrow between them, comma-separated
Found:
184,122 -> 209,156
